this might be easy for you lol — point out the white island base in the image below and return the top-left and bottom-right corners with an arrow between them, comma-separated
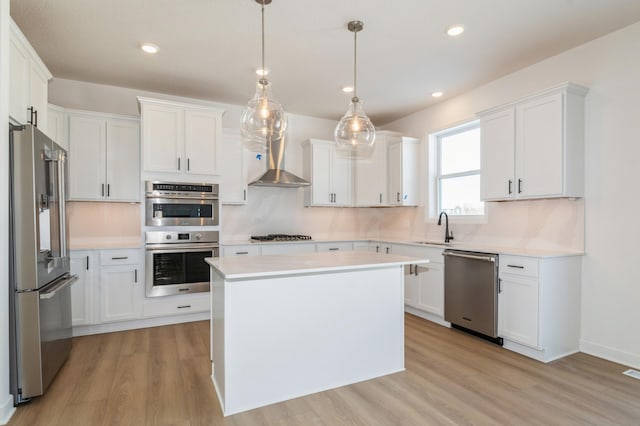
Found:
207,251 -> 426,416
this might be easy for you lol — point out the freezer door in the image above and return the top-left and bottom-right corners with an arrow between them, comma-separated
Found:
15,274 -> 75,401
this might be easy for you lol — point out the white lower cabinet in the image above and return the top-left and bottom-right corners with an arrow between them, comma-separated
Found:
261,243 -> 317,256
70,251 -> 95,326
369,242 -> 392,254
221,244 -> 261,257
98,249 -> 142,323
143,294 -> 210,318
316,242 -> 353,252
498,255 -> 582,362
393,245 -> 445,318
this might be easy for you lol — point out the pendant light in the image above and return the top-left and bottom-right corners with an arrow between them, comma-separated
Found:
241,0 -> 287,151
334,20 -> 375,156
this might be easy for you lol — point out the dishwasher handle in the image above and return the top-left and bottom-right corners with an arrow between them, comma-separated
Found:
443,251 -> 496,263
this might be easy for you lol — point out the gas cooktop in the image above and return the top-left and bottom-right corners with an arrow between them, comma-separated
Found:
250,234 -> 313,242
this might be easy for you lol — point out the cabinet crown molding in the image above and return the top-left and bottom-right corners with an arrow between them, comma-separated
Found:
477,82 -> 589,117
137,96 -> 226,116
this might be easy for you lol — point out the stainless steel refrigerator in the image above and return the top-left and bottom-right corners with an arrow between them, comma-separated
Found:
9,123 -> 78,404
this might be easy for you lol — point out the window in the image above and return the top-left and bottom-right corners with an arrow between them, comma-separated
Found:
434,121 -> 484,217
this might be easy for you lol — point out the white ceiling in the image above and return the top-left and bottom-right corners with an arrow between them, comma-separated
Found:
10,0 -> 640,124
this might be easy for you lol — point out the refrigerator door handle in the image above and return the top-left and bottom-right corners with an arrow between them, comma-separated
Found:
56,150 -> 68,259
39,274 -> 78,300
47,150 -> 68,259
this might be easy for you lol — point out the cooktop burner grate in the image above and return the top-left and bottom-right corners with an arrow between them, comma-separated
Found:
250,234 -> 313,242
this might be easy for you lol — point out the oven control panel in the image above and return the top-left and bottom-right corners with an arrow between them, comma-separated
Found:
146,231 -> 218,245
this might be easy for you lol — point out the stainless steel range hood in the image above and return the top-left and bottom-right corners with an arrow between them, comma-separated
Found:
249,136 -> 310,187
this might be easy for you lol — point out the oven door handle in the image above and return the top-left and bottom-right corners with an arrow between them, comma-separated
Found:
145,194 -> 218,200
146,244 -> 219,253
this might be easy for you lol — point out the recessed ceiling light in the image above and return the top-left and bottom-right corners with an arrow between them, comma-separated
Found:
432,91 -> 443,98
141,43 -> 159,54
342,86 -> 354,93
256,68 -> 269,76
446,25 -> 464,37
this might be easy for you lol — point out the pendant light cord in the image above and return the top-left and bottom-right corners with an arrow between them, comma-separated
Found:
261,2 -> 266,76
353,29 -> 358,101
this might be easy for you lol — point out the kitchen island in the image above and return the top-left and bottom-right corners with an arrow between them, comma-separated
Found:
206,251 -> 428,416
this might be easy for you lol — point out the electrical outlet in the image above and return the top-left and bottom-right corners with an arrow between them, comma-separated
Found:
622,369 -> 640,380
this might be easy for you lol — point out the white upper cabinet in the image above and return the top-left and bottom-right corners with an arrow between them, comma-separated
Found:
480,108 -> 515,200
9,19 -> 52,129
138,97 -> 224,177
47,104 -> 69,150
220,129 -> 248,205
387,136 -> 420,206
479,83 -> 588,201
68,110 -> 140,202
353,137 -> 386,206
303,139 -> 352,207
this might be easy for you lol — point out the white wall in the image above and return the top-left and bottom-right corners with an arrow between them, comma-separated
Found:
1,0 -> 16,423
383,22 -> 640,368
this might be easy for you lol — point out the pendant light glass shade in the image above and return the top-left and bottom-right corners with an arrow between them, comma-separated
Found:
241,0 -> 287,152
241,78 -> 287,151
335,96 -> 375,154
334,20 -> 375,156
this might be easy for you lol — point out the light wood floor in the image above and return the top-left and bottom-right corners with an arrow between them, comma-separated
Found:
8,314 -> 640,425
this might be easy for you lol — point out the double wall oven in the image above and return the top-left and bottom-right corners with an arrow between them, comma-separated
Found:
145,181 -> 220,297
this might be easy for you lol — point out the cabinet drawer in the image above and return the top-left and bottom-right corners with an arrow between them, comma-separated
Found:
143,295 -> 209,318
100,249 -> 140,266
316,242 -> 353,252
500,255 -> 539,278
222,245 -> 260,257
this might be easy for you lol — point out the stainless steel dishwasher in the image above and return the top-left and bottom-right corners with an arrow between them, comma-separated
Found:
443,250 -> 502,344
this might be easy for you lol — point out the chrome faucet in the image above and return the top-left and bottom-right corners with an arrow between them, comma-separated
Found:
437,211 -> 454,243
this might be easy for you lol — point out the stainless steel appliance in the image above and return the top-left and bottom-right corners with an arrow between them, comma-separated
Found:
9,124 -> 78,404
145,230 -> 219,297
443,250 -> 502,344
145,181 -> 219,227
249,136 -> 310,187
250,234 -> 312,242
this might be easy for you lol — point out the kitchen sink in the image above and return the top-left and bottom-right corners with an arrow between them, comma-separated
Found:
412,241 -> 450,246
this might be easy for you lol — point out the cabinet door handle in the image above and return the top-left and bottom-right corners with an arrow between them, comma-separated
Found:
178,157 -> 181,170
376,245 -> 380,253
107,184 -> 110,197
187,158 -> 190,171
386,247 -> 390,254
397,192 -> 400,202
236,251 -> 249,255
518,179 -> 522,194
329,247 -> 339,251
86,255 -> 89,270
409,264 -> 414,275
508,180 -> 513,194
498,278 -> 502,293
27,106 -> 34,125
101,183 -> 105,197
34,109 -> 38,128
379,193 -> 382,203
507,264 -> 524,269
177,305 -> 192,309
243,189 -> 246,201
134,269 -> 138,283
111,256 -> 128,260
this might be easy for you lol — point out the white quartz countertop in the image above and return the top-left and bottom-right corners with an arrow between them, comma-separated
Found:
206,251 -> 429,280
220,238 -> 583,258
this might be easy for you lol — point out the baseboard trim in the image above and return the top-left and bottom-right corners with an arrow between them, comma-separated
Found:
404,306 -> 451,328
0,393 -> 16,426
581,339 -> 640,369
72,311 -> 210,337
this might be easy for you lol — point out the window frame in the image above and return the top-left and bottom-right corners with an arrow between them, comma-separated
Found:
427,119 -> 486,223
